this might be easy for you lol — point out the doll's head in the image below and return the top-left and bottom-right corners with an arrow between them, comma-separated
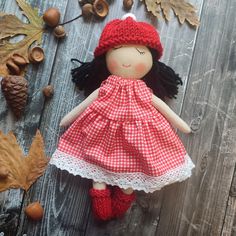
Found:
71,14 -> 182,100
105,44 -> 153,79
94,14 -> 162,79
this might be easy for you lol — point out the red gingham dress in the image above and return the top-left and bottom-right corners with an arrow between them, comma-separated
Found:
50,75 -> 194,193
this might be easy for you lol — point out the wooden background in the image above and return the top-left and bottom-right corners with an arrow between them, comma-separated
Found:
0,0 -> 236,235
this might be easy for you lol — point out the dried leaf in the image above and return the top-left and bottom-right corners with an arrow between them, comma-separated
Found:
141,0 -> 162,18
141,0 -> 199,26
0,130 -> 48,192
0,0 -> 44,76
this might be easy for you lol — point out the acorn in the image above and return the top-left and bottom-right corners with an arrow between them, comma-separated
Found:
78,0 -> 86,5
42,85 -> 54,98
25,202 -> 44,221
123,0 -> 133,10
43,8 -> 61,27
82,3 -> 94,18
0,167 -> 9,180
93,0 -> 109,19
11,54 -> 28,66
6,60 -> 21,75
53,25 -> 66,38
28,46 -> 45,63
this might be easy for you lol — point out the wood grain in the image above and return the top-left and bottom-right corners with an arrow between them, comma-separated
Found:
1,0 -> 236,235
0,0 -> 69,234
156,0 -> 236,235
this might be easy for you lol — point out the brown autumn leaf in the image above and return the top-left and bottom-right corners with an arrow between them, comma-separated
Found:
0,0 -> 44,77
0,130 -> 49,192
141,0 -> 199,26
141,0 -> 163,18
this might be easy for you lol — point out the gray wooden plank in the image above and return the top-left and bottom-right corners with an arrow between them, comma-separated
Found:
155,0 -> 236,235
221,197 -> 236,236
0,0 -> 69,235
17,0 -> 96,234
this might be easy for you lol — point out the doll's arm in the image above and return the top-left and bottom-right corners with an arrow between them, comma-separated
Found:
152,94 -> 191,133
60,88 -> 99,127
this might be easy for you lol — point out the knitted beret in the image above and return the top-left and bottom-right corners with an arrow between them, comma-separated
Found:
94,14 -> 163,60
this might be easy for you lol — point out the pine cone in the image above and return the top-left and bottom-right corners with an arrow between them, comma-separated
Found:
1,75 -> 28,119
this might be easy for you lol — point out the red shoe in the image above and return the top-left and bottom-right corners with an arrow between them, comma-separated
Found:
111,187 -> 136,218
89,188 -> 112,221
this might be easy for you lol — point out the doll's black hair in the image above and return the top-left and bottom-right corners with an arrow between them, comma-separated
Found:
71,48 -> 183,100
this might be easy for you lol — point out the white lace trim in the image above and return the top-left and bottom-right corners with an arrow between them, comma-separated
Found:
50,150 -> 195,193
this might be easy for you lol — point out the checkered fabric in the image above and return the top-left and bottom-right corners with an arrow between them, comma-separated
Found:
53,75 -> 190,181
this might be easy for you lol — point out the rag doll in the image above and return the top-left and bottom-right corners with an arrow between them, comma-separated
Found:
50,14 -> 195,221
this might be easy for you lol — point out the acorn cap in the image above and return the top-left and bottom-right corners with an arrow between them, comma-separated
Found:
53,25 -> 66,38
28,46 -> 45,63
43,8 -> 61,27
6,60 -> 21,75
93,0 -> 109,18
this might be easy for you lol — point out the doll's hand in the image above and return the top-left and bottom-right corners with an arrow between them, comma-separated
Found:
152,95 -> 191,134
59,116 -> 71,127
181,123 -> 191,134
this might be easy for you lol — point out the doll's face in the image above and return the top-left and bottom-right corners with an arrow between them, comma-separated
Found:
106,44 -> 153,79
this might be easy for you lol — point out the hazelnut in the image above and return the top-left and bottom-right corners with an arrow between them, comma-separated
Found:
43,8 -> 61,27
0,167 -> 9,179
28,46 -> 45,63
82,3 -> 94,18
6,60 -> 21,75
53,25 -> 66,38
11,54 -> 28,66
93,0 -> 109,19
42,85 -> 54,98
123,0 -> 133,10
25,202 -> 44,221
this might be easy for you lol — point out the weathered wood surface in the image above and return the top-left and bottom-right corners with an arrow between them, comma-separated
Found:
0,0 -> 236,235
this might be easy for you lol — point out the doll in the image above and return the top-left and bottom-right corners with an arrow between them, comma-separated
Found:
50,14 -> 195,221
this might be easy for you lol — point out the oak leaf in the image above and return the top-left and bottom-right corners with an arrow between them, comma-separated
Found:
141,0 -> 199,26
0,130 -> 49,192
0,0 -> 44,76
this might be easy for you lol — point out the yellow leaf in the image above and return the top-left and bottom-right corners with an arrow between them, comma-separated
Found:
0,0 -> 44,77
0,130 -> 49,192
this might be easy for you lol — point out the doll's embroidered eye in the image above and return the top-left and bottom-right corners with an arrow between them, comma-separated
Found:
113,46 -> 123,50
135,48 -> 145,55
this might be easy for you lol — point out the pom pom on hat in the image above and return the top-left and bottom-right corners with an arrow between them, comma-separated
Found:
94,14 -> 163,59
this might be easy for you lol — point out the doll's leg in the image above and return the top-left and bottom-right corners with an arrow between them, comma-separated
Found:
111,187 -> 136,218
89,181 -> 112,221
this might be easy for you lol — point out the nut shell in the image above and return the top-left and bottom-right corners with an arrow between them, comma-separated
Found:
123,0 -> 133,10
6,60 -> 21,75
82,3 -> 94,18
42,85 -> 54,98
0,167 -> 9,179
53,25 -> 66,38
11,54 -> 28,66
93,0 -> 109,18
25,202 -> 44,221
43,8 -> 60,27
28,46 -> 45,63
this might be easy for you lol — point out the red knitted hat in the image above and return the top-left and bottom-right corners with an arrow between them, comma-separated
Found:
94,14 -> 163,60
